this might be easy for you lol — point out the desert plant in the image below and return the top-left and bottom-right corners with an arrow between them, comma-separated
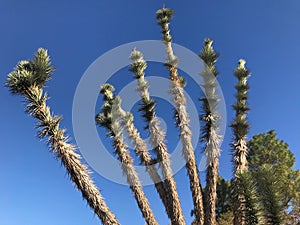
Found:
6,6 -> 298,225
6,49 -> 120,225
96,84 -> 158,225
156,7 -> 205,225
230,59 -> 251,225
130,48 -> 185,225
199,38 -> 222,225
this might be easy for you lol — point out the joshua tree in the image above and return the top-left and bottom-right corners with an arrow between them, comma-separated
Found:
97,79 -> 179,223
130,48 -> 186,225
96,84 -> 158,225
6,49 -> 120,225
237,171 -> 263,225
156,7 -> 205,225
199,38 -> 222,225
231,59 -> 250,173
7,6 -> 295,225
230,60 -> 251,225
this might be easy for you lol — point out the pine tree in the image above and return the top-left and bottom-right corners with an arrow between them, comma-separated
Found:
248,130 -> 300,224
6,49 -> 120,225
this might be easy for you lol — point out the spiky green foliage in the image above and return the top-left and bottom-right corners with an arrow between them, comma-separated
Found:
236,171 -> 263,225
230,60 -> 251,225
216,176 -> 232,218
96,84 -> 159,225
97,81 -> 182,224
156,7 -> 180,70
6,49 -> 120,225
231,59 -> 250,141
95,84 -> 116,133
199,39 -> 220,145
199,39 -> 219,77
129,49 -> 156,126
156,7 -> 174,43
217,172 -> 262,225
130,49 -> 186,225
217,173 -> 262,225
199,38 -> 222,225
255,165 -> 284,225
6,48 -> 54,94
157,6 -> 205,225
248,131 -> 300,224
217,211 -> 234,225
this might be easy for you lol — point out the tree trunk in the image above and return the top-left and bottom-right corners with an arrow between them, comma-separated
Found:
112,136 -> 159,225
119,113 -> 173,222
204,157 -> 219,225
130,49 -> 186,225
26,86 -> 121,225
169,71 -> 205,225
156,9 -> 205,223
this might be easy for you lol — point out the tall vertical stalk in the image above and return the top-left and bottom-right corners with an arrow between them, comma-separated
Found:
156,7 -> 204,225
96,84 -> 159,225
231,60 -> 251,225
130,48 -> 186,225
199,39 -> 222,225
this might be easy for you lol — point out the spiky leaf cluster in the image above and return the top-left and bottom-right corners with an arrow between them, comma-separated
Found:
6,50 -> 121,225
216,176 -> 232,218
130,49 -> 156,125
231,59 -> 250,140
95,84 -> 116,133
156,7 -> 180,68
199,39 -> 220,145
156,7 -> 174,42
199,38 -> 221,225
235,171 -> 263,225
255,165 -> 284,225
156,7 -> 205,223
6,48 -> 54,95
129,49 -> 147,79
248,130 -> 300,216
130,48 -> 187,224
199,39 -> 219,77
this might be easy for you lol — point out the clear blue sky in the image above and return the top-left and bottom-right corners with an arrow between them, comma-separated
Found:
1,1 -> 300,225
